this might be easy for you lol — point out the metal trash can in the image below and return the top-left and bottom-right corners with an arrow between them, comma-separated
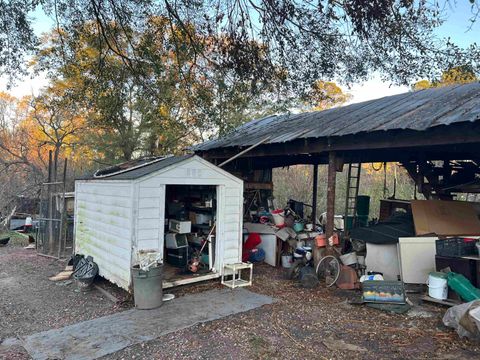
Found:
131,264 -> 163,309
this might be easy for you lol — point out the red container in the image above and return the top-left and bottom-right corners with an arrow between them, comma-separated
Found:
315,234 -> 326,247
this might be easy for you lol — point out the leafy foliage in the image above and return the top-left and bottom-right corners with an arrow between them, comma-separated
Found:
304,81 -> 352,111
412,65 -> 478,90
2,1 -> 480,91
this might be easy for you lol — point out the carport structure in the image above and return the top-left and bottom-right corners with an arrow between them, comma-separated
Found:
193,83 -> 480,241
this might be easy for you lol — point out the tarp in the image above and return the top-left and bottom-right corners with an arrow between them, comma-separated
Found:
350,212 -> 415,244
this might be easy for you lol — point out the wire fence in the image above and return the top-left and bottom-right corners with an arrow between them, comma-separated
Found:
36,181 -> 72,258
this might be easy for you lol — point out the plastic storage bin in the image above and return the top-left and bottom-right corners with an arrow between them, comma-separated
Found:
447,272 -> 480,302
362,280 -> 406,303
436,238 -> 477,257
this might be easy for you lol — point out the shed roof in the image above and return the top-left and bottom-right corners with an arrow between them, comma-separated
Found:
193,82 -> 480,152
80,155 -> 194,180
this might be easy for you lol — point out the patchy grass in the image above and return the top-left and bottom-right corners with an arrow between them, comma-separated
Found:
0,230 -> 30,247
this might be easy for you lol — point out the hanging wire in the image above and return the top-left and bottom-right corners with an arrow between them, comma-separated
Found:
383,162 -> 388,198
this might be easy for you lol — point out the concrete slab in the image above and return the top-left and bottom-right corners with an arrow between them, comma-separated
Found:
21,288 -> 274,360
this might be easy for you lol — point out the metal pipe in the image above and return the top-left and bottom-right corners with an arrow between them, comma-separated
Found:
218,137 -> 271,168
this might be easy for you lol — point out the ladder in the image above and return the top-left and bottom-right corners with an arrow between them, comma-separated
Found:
344,163 -> 361,232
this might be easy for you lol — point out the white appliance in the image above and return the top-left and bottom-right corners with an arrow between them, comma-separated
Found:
397,237 -> 437,284
168,219 -> 191,234
365,243 -> 401,281
165,233 -> 188,249
194,213 -> 212,225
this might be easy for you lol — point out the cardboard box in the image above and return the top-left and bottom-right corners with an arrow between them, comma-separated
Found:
411,200 -> 480,236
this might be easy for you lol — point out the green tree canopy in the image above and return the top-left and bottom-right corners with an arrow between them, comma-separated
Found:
412,65 -> 478,90
2,1 -> 480,92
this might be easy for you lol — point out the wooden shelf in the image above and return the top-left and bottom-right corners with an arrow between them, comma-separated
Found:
244,182 -> 273,190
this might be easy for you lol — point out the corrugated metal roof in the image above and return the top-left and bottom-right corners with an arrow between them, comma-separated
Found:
193,82 -> 480,151
79,155 -> 194,180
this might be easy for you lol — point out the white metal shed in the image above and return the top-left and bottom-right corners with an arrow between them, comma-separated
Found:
74,155 -> 244,290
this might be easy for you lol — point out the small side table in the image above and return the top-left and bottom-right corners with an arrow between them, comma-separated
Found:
221,262 -> 253,288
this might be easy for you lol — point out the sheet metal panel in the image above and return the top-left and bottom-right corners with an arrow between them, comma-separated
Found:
193,83 -> 480,151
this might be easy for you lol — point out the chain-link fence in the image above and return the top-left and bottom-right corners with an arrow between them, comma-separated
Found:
36,181 -> 71,258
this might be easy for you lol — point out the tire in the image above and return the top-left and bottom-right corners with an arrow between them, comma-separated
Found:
316,255 -> 341,287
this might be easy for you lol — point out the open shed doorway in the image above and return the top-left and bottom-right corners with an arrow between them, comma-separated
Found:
163,184 -> 218,288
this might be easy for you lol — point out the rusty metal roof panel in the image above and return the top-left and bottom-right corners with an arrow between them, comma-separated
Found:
193,83 -> 480,151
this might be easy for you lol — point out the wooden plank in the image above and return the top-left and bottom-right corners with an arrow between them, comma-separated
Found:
162,273 -> 221,288
421,295 -> 462,307
244,182 -> 273,190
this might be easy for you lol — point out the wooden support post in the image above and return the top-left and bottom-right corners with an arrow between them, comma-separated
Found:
312,164 -> 320,267
326,152 -> 337,239
47,150 -> 54,254
312,164 -> 318,226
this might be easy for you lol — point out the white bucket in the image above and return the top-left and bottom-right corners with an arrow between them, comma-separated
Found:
272,210 -> 285,226
281,255 -> 293,268
340,252 -> 358,266
427,272 -> 448,300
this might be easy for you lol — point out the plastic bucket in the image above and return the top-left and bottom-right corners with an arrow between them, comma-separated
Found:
427,272 -> 448,300
293,222 -> 304,232
340,252 -> 358,266
315,234 -> 326,248
329,233 -> 340,246
281,254 -> 293,268
271,210 -> 285,226
132,264 -> 164,309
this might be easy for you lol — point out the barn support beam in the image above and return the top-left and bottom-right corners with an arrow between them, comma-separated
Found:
326,152 -> 337,239
312,163 -> 321,267
312,164 -> 318,227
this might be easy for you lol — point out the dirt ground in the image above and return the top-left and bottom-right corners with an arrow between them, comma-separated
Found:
0,237 -> 131,359
1,240 -> 480,359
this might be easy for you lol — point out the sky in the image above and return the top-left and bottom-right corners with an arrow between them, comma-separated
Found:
1,2 -> 479,103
